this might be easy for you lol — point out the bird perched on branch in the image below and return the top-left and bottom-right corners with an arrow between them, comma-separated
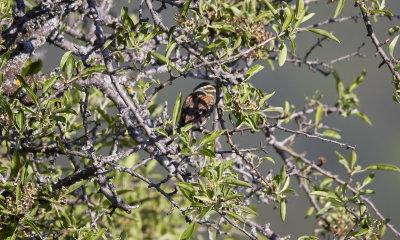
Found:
179,82 -> 216,130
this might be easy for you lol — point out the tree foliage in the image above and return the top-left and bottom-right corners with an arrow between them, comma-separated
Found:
0,0 -> 400,239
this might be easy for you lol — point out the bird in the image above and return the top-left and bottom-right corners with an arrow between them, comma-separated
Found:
179,82 -> 216,130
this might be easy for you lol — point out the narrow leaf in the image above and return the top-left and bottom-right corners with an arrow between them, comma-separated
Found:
11,150 -> 21,178
366,164 -> 400,172
310,191 -> 329,197
63,180 -> 88,196
280,200 -> 286,222
175,182 -> 195,192
360,174 -> 374,189
308,28 -> 340,43
151,52 -> 169,64
42,75 -> 59,93
315,104 -> 323,125
16,75 -> 38,106
172,93 -> 183,127
24,219 -> 43,239
322,129 -> 341,139
223,179 -> 252,188
199,148 -> 216,158
349,151 -> 357,170
295,0 -> 304,19
181,0 -> 192,17
334,0 -> 346,18
245,64 -> 264,81
225,211 -> 244,223
389,34 -> 399,58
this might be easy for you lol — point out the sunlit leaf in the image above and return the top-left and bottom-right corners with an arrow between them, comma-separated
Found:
389,34 -> 399,58
366,164 -> 400,172
334,0 -> 345,18
278,42 -> 287,66
172,93 -> 183,127
308,28 -> 340,43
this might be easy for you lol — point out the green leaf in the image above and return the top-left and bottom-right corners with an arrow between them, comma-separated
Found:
315,104 -> 323,125
289,33 -> 296,53
172,92 -> 182,127
353,110 -> 372,126
0,72 -> 3,86
0,98 -> 13,125
16,110 -> 25,130
223,179 -> 252,188
42,75 -> 60,94
278,42 -> 287,66
225,194 -> 245,201
180,123 -> 194,132
305,206 -> 314,218
22,59 -> 42,77
235,205 -> 258,216
16,181 -> 21,201
389,34 -> 399,58
302,13 -> 315,23
24,219 -> 43,239
310,191 -> 329,197
366,164 -> 400,172
245,64 -> 264,81
308,28 -> 340,43
63,180 -> 88,196
200,40 -> 222,55
353,228 -> 369,237
334,0 -> 345,18
298,236 -> 318,240
102,39 -> 113,50
295,0 -> 304,20
53,107 -> 78,115
151,52 -> 168,64
199,130 -> 227,147
280,200 -> 286,222
175,182 -> 195,192
181,0 -> 192,17
165,41 -> 177,59
279,165 -> 286,186
260,156 -> 275,164
57,136 -> 66,154
281,4 -> 294,32
85,228 -> 107,240
349,151 -> 357,170
80,65 -> 107,77
225,211 -> 244,223
199,148 -> 216,158
360,174 -> 374,189
198,206 -> 212,220
316,205 -> 333,217
193,195 -> 213,203
21,161 -> 29,185
60,51 -> 72,70
348,69 -> 366,92
156,128 -> 168,137
264,0 -> 280,22
322,129 -> 341,139
336,151 -> 350,172
369,9 -> 392,16
16,75 -> 38,106
64,55 -> 76,79
11,150 -> 21,178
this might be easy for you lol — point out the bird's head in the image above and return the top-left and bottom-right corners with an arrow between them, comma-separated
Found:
193,82 -> 216,95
